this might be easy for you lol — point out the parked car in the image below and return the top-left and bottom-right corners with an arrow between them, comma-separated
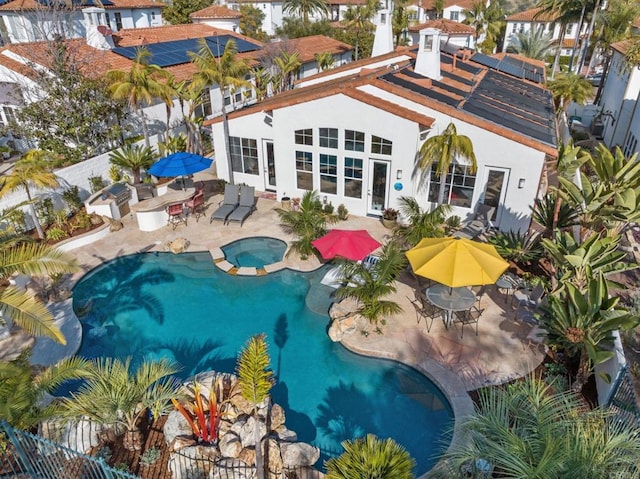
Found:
587,74 -> 603,87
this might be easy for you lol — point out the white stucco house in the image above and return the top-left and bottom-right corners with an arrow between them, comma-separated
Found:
0,18 -> 352,153
190,5 -> 243,33
406,0 -> 484,25
407,18 -> 475,48
0,0 -> 164,45
503,7 -> 585,57
595,39 -> 640,158
206,28 -> 558,233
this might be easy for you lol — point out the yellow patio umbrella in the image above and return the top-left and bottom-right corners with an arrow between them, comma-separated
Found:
405,237 -> 509,288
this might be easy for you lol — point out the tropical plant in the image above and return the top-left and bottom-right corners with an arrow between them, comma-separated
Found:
325,434 -> 415,479
0,352 -> 90,429
538,274 -> 640,391
464,0 -> 505,52
487,230 -> 544,265
531,190 -> 579,236
162,0 -> 211,24
236,334 -> 274,479
337,204 -> 349,220
159,134 -> 187,156
105,47 -> 173,148
60,357 -> 181,451
0,150 -> 60,239
508,27 -> 554,59
541,231 -> 632,291
283,0 -> 329,23
343,0 -> 377,61
172,380 -> 220,444
335,241 -> 407,324
240,4 -> 267,41
382,208 -> 398,221
314,51 -> 335,71
393,197 -> 449,247
548,72 -> 594,112
415,122 -> 477,205
61,186 -> 83,213
189,39 -> 250,184
392,0 -> 410,46
109,144 -> 156,184
438,376 -> 640,478
88,175 -> 106,194
275,190 -> 339,259
273,51 -> 301,93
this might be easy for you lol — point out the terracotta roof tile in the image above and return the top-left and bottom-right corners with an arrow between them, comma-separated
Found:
611,39 -> 634,56
407,0 -> 475,10
408,18 -> 475,34
326,0 -> 367,4
0,0 -> 163,10
190,5 -> 242,19
265,36 -> 352,64
506,7 -> 556,22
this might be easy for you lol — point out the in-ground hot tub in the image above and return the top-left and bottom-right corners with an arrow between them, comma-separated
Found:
221,237 -> 287,269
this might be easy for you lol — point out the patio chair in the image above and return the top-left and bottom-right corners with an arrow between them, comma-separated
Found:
513,283 -> 545,309
474,285 -> 487,308
185,191 -> 206,223
226,186 -> 257,226
167,203 -> 187,230
453,203 -> 495,239
409,297 -> 441,332
210,184 -> 239,224
452,306 -> 484,338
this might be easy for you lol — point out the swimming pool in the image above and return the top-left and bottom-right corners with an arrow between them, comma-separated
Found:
72,252 -> 453,474
221,237 -> 287,269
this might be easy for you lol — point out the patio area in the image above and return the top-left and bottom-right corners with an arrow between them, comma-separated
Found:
65,176 -> 545,404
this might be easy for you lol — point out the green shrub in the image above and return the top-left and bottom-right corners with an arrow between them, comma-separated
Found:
323,203 -> 334,214
46,227 -> 68,242
337,204 -> 349,221
487,230 -> 544,265
35,198 -> 55,227
53,210 -> 68,229
3,207 -> 27,234
109,165 -> 122,183
71,210 -> 92,232
61,186 -> 83,213
88,175 -> 106,194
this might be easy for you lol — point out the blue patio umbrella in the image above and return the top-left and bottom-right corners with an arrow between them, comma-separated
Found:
148,152 -> 214,178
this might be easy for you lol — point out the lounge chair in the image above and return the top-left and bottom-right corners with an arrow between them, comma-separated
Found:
210,184 -> 239,224
454,203 -> 495,239
226,186 -> 256,226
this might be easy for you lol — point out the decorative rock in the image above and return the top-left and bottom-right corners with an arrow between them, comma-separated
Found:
49,418 -> 105,454
218,431 -> 242,458
210,458 -> 255,479
237,416 -> 267,448
264,437 -> 283,474
274,426 -> 297,442
268,404 -> 286,430
237,446 -> 255,466
164,410 -> 194,446
167,237 -> 190,254
169,445 -> 219,479
328,313 -> 361,342
170,436 -> 197,452
280,442 -> 320,467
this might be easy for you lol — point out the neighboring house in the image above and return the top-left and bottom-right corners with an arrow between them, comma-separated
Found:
190,5 -> 242,33
205,28 -> 557,233
503,7 -> 584,56
0,18 -> 352,151
595,39 -> 640,158
407,18 -> 475,48
406,0 -> 480,25
0,0 -> 164,45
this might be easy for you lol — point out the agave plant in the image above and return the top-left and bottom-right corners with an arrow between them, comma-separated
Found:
531,190 -> 579,237
486,230 -> 543,266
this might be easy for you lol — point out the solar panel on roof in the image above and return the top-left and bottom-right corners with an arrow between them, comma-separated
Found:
441,43 -> 461,55
112,35 -> 261,68
440,54 -> 482,75
470,52 -> 500,69
380,72 -> 461,107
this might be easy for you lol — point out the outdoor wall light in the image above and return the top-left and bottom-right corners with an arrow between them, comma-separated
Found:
323,195 -> 328,205
518,178 -> 526,189
396,169 -> 403,180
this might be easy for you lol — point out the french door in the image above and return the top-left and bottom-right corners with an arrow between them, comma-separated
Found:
367,160 -> 390,215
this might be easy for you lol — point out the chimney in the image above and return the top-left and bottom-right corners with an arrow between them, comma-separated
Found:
371,8 -> 394,57
414,28 -> 441,80
83,7 -> 114,50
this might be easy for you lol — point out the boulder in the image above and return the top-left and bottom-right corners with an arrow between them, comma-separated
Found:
264,437 -> 283,474
327,313 -> 361,342
219,431 -> 243,458
49,418 -> 105,454
274,426 -> 297,442
164,410 -> 194,446
280,442 -> 320,467
237,416 -> 267,448
169,445 -> 219,479
170,436 -> 197,452
268,404 -> 286,431
167,237 -> 190,254
210,458 -> 255,479
237,447 -> 255,466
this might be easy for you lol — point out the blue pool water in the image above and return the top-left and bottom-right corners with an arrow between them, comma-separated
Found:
221,237 -> 287,268
72,252 -> 453,474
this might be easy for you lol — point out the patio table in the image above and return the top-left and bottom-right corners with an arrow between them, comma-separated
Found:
426,285 -> 476,328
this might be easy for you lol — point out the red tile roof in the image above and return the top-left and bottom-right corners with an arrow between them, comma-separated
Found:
265,36 -> 352,64
611,39 -> 634,56
407,0 -> 475,10
408,18 -> 475,34
506,7 -> 556,22
0,0 -> 163,10
190,5 -> 242,19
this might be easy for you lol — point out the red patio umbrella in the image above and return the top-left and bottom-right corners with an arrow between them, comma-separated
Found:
311,229 -> 381,261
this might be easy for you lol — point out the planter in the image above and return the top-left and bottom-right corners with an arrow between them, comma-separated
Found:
281,197 -> 291,210
381,218 -> 396,229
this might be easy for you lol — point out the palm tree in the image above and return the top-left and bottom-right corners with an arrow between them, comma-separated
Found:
335,241 -> 406,324
0,150 -> 60,239
508,27 -> 554,60
0,238 -> 76,343
0,352 -> 90,429
547,72 -> 593,113
415,122 -> 477,206
273,51 -> 301,93
109,143 -> 157,184
394,196 -> 449,248
105,47 -> 172,148
236,334 -> 274,479
171,78 -> 206,154
538,274 -> 639,392
189,38 -> 250,185
275,190 -> 339,259
60,357 -> 180,451
314,51 -> 334,71
463,1 -> 486,46
283,0 -> 329,23
325,434 -> 415,479
439,376 -> 640,478
343,0 -> 377,61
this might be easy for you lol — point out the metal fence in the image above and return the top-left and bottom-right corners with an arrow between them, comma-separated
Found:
0,420 -> 140,479
605,363 -> 640,431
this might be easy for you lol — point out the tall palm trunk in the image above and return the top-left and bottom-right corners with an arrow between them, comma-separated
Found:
137,106 -> 150,148
222,106 -> 234,185
578,0 -> 603,74
572,348 -> 591,393
25,188 -> 44,240
551,24 -> 567,79
437,171 -> 447,205
568,4 -> 587,73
